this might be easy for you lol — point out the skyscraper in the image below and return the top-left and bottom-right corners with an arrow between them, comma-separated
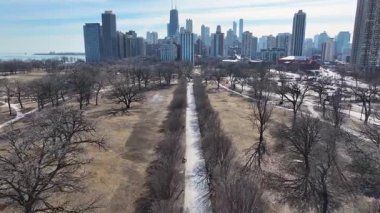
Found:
241,31 -> 257,59
233,21 -> 237,37
125,31 -> 145,58
102,11 -> 117,59
303,38 -> 314,57
267,35 -> 276,49
211,25 -> 224,58
335,31 -> 351,57
146,32 -> 158,44
201,25 -> 210,46
276,33 -> 292,56
117,31 -> 125,58
322,38 -> 335,62
186,19 -> 193,33
83,23 -> 102,62
180,32 -> 194,64
239,19 -> 244,41
351,0 -> 380,68
317,31 -> 329,51
290,10 -> 306,56
167,9 -> 179,38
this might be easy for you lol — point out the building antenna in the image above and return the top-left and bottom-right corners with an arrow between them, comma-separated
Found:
175,0 -> 177,9
171,0 -> 173,9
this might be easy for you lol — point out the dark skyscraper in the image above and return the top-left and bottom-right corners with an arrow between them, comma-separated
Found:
83,23 -> 102,62
290,10 -> 306,56
102,11 -> 117,59
351,0 -> 380,68
211,25 -> 224,58
167,9 -> 179,38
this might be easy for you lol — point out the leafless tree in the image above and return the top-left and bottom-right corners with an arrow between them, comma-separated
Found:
110,74 -> 144,111
0,107 -> 105,213
69,65 -> 95,109
14,80 -> 25,109
312,77 -> 332,117
276,115 -> 322,210
278,80 -> 309,123
352,85 -> 378,124
94,69 -> 106,106
0,79 -> 13,115
246,91 -> 273,169
142,67 -> 152,88
330,89 -> 344,129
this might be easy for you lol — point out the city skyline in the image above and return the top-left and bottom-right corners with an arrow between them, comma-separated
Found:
0,0 -> 356,53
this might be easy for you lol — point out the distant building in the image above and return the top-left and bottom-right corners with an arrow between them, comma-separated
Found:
160,42 -> 178,61
317,31 -> 329,51
180,32 -> 194,64
279,56 -> 320,71
290,10 -> 306,56
146,44 -> 161,57
303,38 -> 314,57
146,32 -> 158,44
83,23 -> 102,62
335,31 -> 350,56
239,19 -> 244,41
225,29 -> 236,51
259,48 -> 286,63
321,38 -> 335,62
267,35 -> 276,50
241,31 -> 257,59
125,31 -> 145,57
102,11 -> 118,59
167,9 -> 179,38
117,31 -> 125,58
186,19 -> 193,33
201,25 -> 211,46
233,21 -> 237,37
258,36 -> 268,52
211,25 -> 224,58
276,33 -> 292,56
351,0 -> 380,68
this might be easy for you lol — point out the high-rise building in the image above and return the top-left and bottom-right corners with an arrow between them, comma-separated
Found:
276,33 -> 292,56
317,31 -> 329,51
160,42 -> 178,61
125,31 -> 145,58
335,31 -> 351,59
241,31 -> 257,59
186,19 -> 193,33
351,0 -> 380,68
102,11 -> 117,59
267,35 -> 276,49
322,38 -> 335,62
117,31 -> 125,58
303,38 -> 314,57
83,23 -> 102,63
290,10 -> 306,56
225,29 -> 235,49
239,19 -> 244,41
180,32 -> 194,64
167,9 -> 179,38
258,36 -> 268,52
313,34 -> 319,49
201,25 -> 210,46
233,21 -> 237,37
146,32 -> 158,44
211,25 -> 224,58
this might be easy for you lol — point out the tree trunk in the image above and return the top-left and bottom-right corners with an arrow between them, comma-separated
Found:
7,97 -> 12,116
17,93 -> 23,109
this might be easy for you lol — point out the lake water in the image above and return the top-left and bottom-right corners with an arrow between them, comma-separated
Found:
0,53 -> 85,61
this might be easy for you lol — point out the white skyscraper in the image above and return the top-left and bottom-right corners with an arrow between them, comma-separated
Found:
322,38 -> 335,62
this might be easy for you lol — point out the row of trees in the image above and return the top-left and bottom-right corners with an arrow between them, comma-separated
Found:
0,59 -> 192,116
200,60 -> 379,212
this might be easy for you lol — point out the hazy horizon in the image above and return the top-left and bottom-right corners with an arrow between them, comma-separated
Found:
0,0 -> 356,53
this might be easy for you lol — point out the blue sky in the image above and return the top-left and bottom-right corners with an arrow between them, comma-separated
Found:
0,0 -> 357,53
